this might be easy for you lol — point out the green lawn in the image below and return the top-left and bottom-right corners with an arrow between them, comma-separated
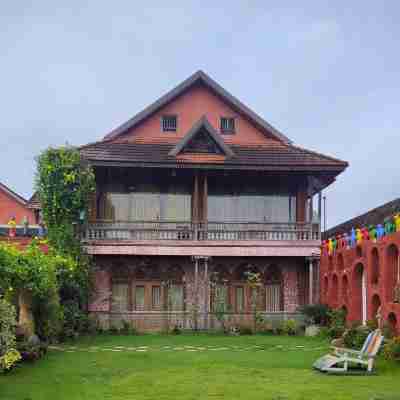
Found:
1,334 -> 399,400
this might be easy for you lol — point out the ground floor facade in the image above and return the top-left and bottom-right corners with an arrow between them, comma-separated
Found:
88,255 -> 319,331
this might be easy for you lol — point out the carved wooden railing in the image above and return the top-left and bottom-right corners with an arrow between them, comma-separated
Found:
83,221 -> 320,241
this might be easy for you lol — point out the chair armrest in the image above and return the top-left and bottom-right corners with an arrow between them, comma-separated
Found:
332,347 -> 362,356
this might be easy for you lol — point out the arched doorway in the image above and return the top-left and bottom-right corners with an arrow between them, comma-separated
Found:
337,253 -> 344,272
328,256 -> 334,272
388,312 -> 398,335
342,275 -> 349,304
352,263 -> 367,325
386,245 -> 399,302
331,274 -> 339,307
341,305 -> 348,323
370,248 -> 380,285
323,276 -> 329,303
371,294 -> 381,322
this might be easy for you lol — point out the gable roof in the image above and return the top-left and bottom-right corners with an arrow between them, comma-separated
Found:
0,182 -> 28,206
323,197 -> 400,239
27,192 -> 41,210
103,70 -> 292,144
168,116 -> 235,158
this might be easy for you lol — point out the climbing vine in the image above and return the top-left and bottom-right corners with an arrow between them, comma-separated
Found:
35,146 -> 95,256
35,146 -> 95,305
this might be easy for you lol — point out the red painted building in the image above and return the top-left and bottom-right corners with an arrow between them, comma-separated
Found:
321,198 -> 400,334
81,71 -> 348,330
0,182 -> 36,226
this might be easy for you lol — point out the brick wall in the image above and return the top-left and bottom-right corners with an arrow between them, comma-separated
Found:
320,231 -> 400,334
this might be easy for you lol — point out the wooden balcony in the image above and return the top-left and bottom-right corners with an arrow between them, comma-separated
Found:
83,220 -> 320,242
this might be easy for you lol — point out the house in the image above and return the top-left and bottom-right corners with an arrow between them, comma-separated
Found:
0,182 -> 39,234
81,71 -> 348,331
321,198 -> 400,334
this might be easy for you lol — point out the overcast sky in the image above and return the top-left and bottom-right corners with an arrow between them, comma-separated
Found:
1,2 -> 399,228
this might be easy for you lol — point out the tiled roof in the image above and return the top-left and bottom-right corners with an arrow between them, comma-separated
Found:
81,141 -> 348,171
27,192 -> 41,209
0,182 -> 28,205
323,198 -> 400,239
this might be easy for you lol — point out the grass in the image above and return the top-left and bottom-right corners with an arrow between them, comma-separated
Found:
1,334 -> 400,400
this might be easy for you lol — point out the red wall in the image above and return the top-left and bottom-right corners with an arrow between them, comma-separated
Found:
320,232 -> 400,334
112,85 -> 284,148
0,189 -> 35,225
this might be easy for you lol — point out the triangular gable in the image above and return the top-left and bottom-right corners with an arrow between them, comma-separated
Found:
0,182 -> 28,206
104,70 -> 291,144
168,116 -> 235,158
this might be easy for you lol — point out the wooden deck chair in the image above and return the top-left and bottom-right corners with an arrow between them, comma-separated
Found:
313,329 -> 384,375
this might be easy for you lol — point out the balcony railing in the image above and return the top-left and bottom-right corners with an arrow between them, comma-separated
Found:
83,221 -> 320,241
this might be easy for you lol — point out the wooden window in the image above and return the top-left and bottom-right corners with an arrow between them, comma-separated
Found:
152,285 -> 162,310
111,282 -> 129,312
212,284 -> 229,312
235,286 -> 245,312
134,286 -> 145,311
220,117 -> 235,134
162,115 -> 177,132
169,284 -> 184,311
265,284 -> 281,312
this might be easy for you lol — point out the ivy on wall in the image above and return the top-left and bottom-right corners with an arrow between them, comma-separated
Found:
35,146 -> 95,305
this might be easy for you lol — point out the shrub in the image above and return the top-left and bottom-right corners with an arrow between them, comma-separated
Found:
281,319 -> 298,336
383,336 -> 400,361
170,325 -> 182,335
0,349 -> 21,372
239,326 -> 253,335
343,324 -> 373,349
327,309 -> 346,339
17,341 -> 48,362
298,304 -> 331,326
0,299 -> 17,356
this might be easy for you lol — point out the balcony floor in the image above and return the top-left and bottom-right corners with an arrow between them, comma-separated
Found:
84,239 -> 321,257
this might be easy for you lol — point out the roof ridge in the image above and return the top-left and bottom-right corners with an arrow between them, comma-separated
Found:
102,70 -> 292,144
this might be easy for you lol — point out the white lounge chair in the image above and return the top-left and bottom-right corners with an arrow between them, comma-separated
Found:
313,329 -> 384,374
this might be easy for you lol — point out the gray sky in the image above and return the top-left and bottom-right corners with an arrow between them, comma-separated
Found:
1,2 -> 399,228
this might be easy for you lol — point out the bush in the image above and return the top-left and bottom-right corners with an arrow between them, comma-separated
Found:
0,349 -> 21,372
34,288 -> 63,342
281,319 -> 298,336
384,336 -> 400,361
327,309 -> 346,339
17,341 -> 48,362
170,325 -> 182,335
0,299 -> 17,356
238,326 -> 253,335
343,324 -> 373,349
298,304 -> 331,326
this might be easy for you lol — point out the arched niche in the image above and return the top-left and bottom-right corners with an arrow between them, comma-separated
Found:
370,247 -> 380,285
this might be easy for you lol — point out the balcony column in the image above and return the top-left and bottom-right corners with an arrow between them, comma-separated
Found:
192,172 -> 199,222
203,173 -> 208,223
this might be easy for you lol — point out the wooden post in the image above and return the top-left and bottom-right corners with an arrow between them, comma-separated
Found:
203,173 -> 208,223
193,172 -> 199,222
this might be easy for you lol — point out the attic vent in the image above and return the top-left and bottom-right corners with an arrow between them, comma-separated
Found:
162,115 -> 177,132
